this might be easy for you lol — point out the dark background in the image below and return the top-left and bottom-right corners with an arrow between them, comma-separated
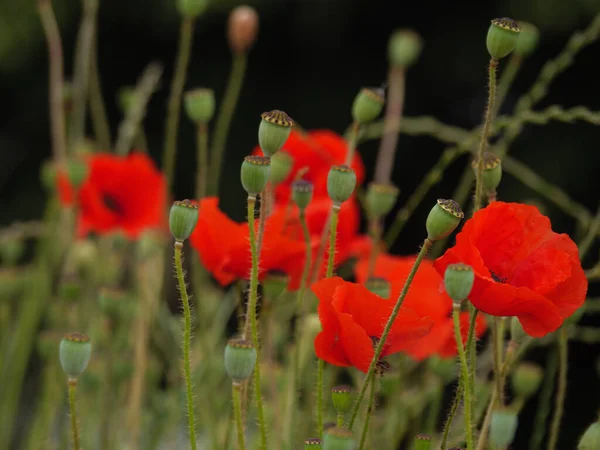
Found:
1,0 -> 599,447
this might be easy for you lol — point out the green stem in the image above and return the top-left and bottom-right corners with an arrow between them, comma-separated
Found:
195,122 -> 209,200
440,379 -> 463,449
163,17 -> 195,189
495,54 -> 522,114
68,379 -> 81,450
337,413 -> 344,428
210,53 -> 247,195
473,58 -> 498,213
345,122 -> 359,165
547,327 -> 568,450
424,381 -> 443,435
491,317 -> 503,404
529,348 -> 558,450
245,197 -> 268,450
256,187 -> 269,257
349,238 -> 433,430
232,382 -> 246,450
327,207 -> 340,278
316,358 -> 325,437
367,218 -> 381,280
358,375 -> 378,450
88,32 -> 112,150
173,242 -> 198,450
453,305 -> 473,450
467,306 -> 478,429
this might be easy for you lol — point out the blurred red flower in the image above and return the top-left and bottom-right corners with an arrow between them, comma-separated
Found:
355,254 -> 487,360
57,152 -> 166,238
312,277 -> 433,373
434,202 -> 587,337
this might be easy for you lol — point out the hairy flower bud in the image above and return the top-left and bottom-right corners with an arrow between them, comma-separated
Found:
258,110 -> 294,157
331,385 -> 352,415
366,183 -> 399,218
169,200 -> 199,242
224,338 -> 257,382
228,5 -> 259,54
327,165 -> 357,205
241,155 -> 270,196
489,408 -> 518,448
444,263 -> 475,304
486,18 -> 521,60
365,277 -> 391,299
352,88 -> 385,124
425,199 -> 463,241
388,29 -> 423,67
292,180 -> 314,210
472,152 -> 502,193
511,362 -> 543,398
184,88 -> 215,123
323,427 -> 355,450
515,21 -> 540,57
269,151 -> 294,185
59,333 -> 92,378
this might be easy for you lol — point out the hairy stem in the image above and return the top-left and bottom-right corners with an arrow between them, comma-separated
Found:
327,207 -> 340,278
358,374 -> 378,450
232,382 -> 246,450
441,379 -> 463,449
67,379 -> 81,450
547,327 -> 568,450
453,305 -> 473,450
316,358 -> 325,437
195,122 -> 209,200
367,218 -> 381,280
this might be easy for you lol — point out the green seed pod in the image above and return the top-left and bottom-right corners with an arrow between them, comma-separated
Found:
241,155 -> 271,196
511,362 -> 543,398
176,0 -> 208,18
59,332 -> 92,378
224,339 -> 257,382
365,277 -> 391,299
510,317 -> 528,345
414,434 -> 432,450
263,271 -> 290,299
444,263 -> 475,304
331,385 -> 352,415
269,151 -> 294,185
472,152 -> 502,193
515,21 -> 540,57
184,88 -> 215,123
489,409 -> 518,448
427,355 -> 457,384
323,427 -> 355,450
258,110 -> 294,157
579,422 -> 600,450
366,183 -> 399,218
351,88 -> 385,124
0,239 -> 25,267
305,438 -> 323,449
117,86 -> 136,114
425,199 -> 464,241
327,165 -> 357,205
486,18 -> 522,60
292,180 -> 314,210
169,199 -> 199,242
388,29 -> 423,67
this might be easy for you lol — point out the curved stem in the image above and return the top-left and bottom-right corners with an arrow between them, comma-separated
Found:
529,348 -> 558,450
453,305 -> 473,450
67,379 -> 81,450
547,327 -> 568,450
210,53 -> 247,195
174,242 -> 198,450
195,122 -> 209,199
245,197 -> 268,450
349,238 -> 433,430
441,379 -> 463,449
358,374 -> 378,450
163,17 -> 195,189
232,382 -> 246,450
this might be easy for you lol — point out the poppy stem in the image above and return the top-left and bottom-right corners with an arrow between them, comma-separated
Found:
452,304 -> 474,450
195,122 -> 209,200
316,358 -> 325,437
326,206 -> 340,278
473,58 -> 498,213
367,218 -> 382,279
349,238 -> 433,430
245,196 -> 269,450
345,121 -> 360,165
491,317 -> 504,404
67,378 -> 81,450
88,33 -> 112,150
358,373 -> 378,450
529,348 -> 558,450
173,241 -> 198,450
163,17 -> 195,189
547,327 -> 568,450
232,382 -> 246,450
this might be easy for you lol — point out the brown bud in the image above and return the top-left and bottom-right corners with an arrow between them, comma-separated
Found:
228,5 -> 259,54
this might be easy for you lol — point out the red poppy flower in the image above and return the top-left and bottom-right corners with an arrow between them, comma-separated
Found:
312,276 -> 433,373
189,197 -> 309,289
57,152 -> 167,238
355,254 -> 487,360
434,202 -> 587,337
253,129 -> 365,204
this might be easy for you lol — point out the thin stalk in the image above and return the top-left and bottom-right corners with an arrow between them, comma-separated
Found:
256,187 -> 269,256
327,207 -> 340,278
173,241 -> 198,450
195,122 -> 209,199
491,317 -> 503,404
232,382 -> 246,450
358,375 -> 378,450
210,53 -> 247,195
467,306 -> 479,429
495,54 -> 522,115
547,327 -> 568,450
345,122 -> 359,165
441,380 -> 463,449
163,17 -> 195,189
245,196 -> 268,450
367,218 -> 381,280
424,381 -> 443,435
337,413 -> 344,428
67,379 -> 81,450
100,321 -> 115,450
529,348 -> 558,450
453,305 -> 473,450
476,384 -> 499,450
316,358 -> 325,437
473,58 -> 498,213
349,239 -> 433,430
88,32 -> 112,149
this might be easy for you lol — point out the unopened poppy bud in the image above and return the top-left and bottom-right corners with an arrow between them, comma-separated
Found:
511,362 -> 543,398
327,165 -> 357,205
292,180 -> 314,210
241,155 -> 270,196
351,88 -> 385,124
388,29 -> 423,67
184,88 -> 215,123
323,427 -> 355,450
510,317 -> 528,345
331,385 -> 352,414
224,339 -> 257,382
414,434 -> 432,450
169,200 -> 199,242
444,263 -> 475,304
305,438 -> 323,449
425,199 -> 463,241
269,151 -> 294,185
489,408 -> 518,448
472,152 -> 502,193
59,273 -> 82,302
366,183 -> 399,218
486,18 -> 521,60
365,277 -> 391,299
263,271 -> 290,299
428,356 -> 457,384
59,332 -> 92,378
176,0 -> 208,18
515,21 -> 540,57
258,110 -> 294,157
117,86 -> 136,114
578,422 -> 600,449
228,5 -> 259,54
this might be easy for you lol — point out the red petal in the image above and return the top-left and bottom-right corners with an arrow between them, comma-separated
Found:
336,312 -> 376,373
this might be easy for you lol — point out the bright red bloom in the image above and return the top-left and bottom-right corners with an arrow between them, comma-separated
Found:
312,277 -> 433,373
253,129 -> 365,204
355,254 -> 487,360
434,202 -> 587,337
57,152 -> 167,238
